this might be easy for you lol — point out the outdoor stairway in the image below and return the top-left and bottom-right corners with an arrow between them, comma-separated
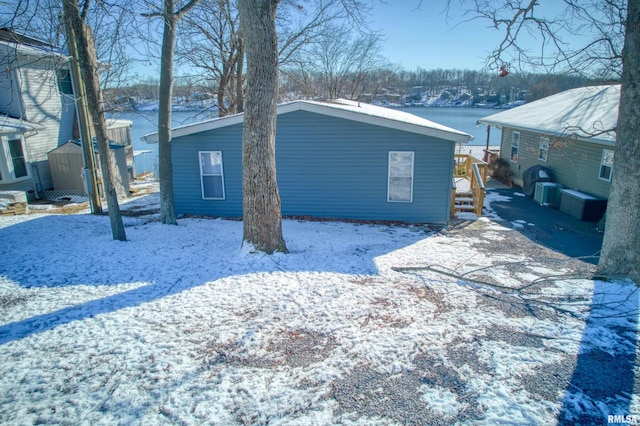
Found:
451,154 -> 488,218
454,191 -> 476,213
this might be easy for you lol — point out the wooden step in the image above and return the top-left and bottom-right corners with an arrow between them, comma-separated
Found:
455,204 -> 476,211
455,197 -> 475,203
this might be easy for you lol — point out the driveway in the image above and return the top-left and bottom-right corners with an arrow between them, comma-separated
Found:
483,182 -> 605,265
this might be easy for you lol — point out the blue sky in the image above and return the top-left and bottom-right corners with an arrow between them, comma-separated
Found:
369,0 -> 500,70
367,0 -> 580,71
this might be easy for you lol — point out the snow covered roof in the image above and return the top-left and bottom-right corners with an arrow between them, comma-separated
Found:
106,119 -> 133,129
0,29 -> 68,61
142,99 -> 473,144
478,85 -> 620,146
0,114 -> 43,135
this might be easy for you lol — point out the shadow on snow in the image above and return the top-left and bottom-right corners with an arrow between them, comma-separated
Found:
0,213 -> 425,345
559,279 -> 639,424
484,188 -> 604,265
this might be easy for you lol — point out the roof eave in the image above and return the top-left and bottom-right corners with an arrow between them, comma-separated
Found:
290,101 -> 473,143
478,119 -> 616,147
142,100 -> 473,144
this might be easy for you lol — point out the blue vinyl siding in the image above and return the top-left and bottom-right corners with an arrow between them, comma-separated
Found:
172,110 -> 455,223
172,124 -> 243,217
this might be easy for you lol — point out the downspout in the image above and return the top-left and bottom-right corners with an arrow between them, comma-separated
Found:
30,162 -> 42,198
484,124 -> 491,162
24,129 -> 42,199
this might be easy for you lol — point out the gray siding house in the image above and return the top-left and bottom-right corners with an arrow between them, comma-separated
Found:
478,85 -> 619,200
0,29 -> 133,198
144,99 -> 472,223
0,29 -> 76,197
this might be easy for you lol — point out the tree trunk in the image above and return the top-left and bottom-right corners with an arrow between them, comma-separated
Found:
217,72 -> 229,117
597,0 -> 640,282
63,0 -> 127,242
236,35 -> 244,113
237,0 -> 287,254
158,0 -> 178,225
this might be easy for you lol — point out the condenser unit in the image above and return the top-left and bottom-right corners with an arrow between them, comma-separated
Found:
534,182 -> 563,206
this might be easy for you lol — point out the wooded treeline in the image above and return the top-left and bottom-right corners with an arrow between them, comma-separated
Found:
105,68 -> 612,112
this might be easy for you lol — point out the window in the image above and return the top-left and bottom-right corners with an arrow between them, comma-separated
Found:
0,135 -> 29,182
510,132 -> 520,162
388,151 -> 414,202
199,151 -> 225,199
599,149 -> 614,181
57,69 -> 74,95
538,137 -> 549,162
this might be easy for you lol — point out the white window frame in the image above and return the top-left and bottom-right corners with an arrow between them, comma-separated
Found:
0,134 -> 30,183
387,151 -> 414,203
599,149 -> 614,182
199,151 -> 225,200
538,137 -> 549,162
510,131 -> 520,163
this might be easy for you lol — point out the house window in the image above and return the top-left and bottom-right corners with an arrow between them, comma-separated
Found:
510,132 -> 520,162
0,135 -> 29,182
538,137 -> 549,162
388,151 -> 414,202
599,149 -> 614,181
199,151 -> 225,199
57,69 -> 74,95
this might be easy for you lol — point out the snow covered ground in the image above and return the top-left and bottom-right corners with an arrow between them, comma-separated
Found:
0,184 -> 638,425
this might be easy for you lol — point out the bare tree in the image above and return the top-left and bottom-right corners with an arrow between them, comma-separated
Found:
178,0 -> 242,117
177,0 -> 347,115
598,0 -> 639,281
3,0 -> 135,89
470,0 -> 638,281
291,25 -> 388,100
468,0 -> 625,77
237,0 -> 287,253
143,0 -> 200,225
62,0 -> 127,241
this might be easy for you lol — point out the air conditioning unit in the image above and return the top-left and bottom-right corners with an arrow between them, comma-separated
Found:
534,182 -> 563,206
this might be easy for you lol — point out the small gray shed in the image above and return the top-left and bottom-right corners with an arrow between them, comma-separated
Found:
48,140 -> 129,196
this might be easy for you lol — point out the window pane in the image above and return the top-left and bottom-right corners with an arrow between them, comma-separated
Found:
200,152 -> 222,175
599,150 -> 614,180
389,177 -> 412,202
8,139 -> 27,178
389,152 -> 413,177
511,146 -> 519,162
538,138 -> 549,161
511,133 -> 520,162
203,175 -> 224,198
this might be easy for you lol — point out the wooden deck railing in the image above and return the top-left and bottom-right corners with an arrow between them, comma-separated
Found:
453,154 -> 488,217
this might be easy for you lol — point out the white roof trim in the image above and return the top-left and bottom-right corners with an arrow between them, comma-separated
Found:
0,39 -> 69,61
0,115 -> 44,135
142,99 -> 473,144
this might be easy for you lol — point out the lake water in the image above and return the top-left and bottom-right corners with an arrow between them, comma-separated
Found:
108,107 -> 502,175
